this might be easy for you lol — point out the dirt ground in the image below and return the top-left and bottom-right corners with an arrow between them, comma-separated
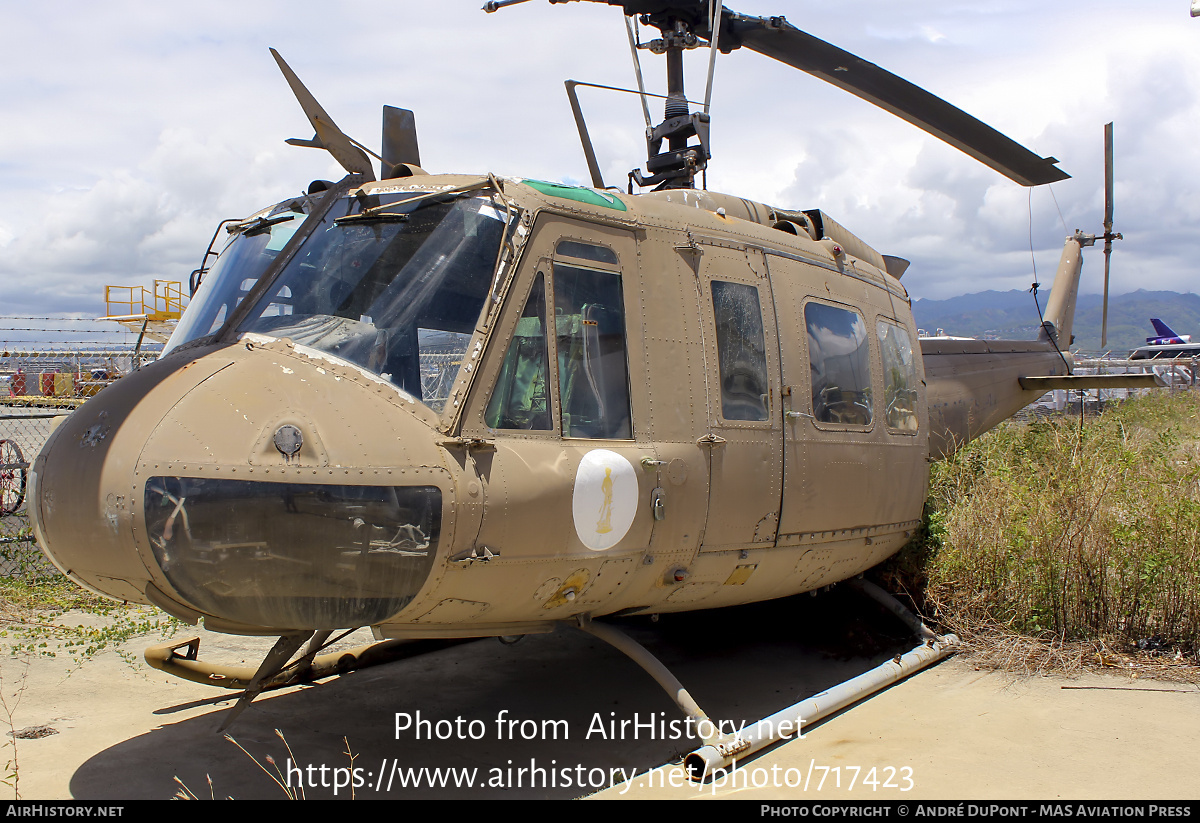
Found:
2,590 -> 1198,801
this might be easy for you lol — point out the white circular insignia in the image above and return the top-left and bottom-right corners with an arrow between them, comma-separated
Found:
572,449 -> 638,551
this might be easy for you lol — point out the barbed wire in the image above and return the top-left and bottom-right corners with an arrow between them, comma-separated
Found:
0,340 -> 142,345
0,328 -> 138,334
0,316 -> 106,321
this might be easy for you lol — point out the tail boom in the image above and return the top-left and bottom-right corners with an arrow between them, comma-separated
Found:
922,338 -> 1070,459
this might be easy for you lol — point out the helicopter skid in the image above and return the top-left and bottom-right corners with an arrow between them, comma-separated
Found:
143,634 -> 464,692
683,579 -> 959,780
684,628 -> 959,780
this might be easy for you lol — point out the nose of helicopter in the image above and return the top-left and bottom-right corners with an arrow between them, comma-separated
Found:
31,339 -> 452,631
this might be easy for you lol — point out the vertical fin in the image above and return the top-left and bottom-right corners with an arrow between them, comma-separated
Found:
1039,231 -> 1093,349
1151,319 -> 1177,339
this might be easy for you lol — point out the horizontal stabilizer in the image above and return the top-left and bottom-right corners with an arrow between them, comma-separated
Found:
285,136 -> 324,149
1018,374 -> 1163,391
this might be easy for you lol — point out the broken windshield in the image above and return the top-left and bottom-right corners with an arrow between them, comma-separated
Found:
235,191 -> 510,414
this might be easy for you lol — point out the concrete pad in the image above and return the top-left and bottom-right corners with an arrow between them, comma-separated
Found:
598,665 -> 1200,800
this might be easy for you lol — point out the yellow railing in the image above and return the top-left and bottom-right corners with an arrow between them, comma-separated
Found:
104,280 -> 186,321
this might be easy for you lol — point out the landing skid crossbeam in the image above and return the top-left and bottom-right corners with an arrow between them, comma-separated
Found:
574,578 -> 959,781
217,632 -> 313,732
144,632 -> 465,731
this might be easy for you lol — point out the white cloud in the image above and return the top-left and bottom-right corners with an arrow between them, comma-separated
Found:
1,0 -> 1198,317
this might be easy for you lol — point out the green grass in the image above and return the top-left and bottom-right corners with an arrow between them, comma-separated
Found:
883,390 -> 1200,656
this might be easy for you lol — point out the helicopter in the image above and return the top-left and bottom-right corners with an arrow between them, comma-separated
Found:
26,0 -> 1157,776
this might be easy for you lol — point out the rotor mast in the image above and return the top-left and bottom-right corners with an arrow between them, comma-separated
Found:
482,0 -> 714,189
628,14 -> 712,190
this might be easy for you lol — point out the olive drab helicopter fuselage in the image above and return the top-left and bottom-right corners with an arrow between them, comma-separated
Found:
32,172 -> 938,636
28,1 -> 1146,756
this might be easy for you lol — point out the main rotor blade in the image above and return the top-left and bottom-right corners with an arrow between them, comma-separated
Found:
271,48 -> 376,181
723,14 -> 1069,187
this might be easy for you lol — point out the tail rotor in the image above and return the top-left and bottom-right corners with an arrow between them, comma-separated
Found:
1100,122 -> 1122,347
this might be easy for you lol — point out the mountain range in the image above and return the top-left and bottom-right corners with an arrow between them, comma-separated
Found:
911,289 -> 1200,354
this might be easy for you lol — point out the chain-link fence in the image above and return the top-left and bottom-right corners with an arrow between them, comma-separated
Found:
0,410 -> 68,579
1074,355 -> 1198,384
1,342 -> 165,579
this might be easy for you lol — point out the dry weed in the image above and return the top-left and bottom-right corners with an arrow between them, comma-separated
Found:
882,390 -> 1200,680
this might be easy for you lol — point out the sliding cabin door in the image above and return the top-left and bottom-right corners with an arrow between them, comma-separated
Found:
696,246 -> 784,551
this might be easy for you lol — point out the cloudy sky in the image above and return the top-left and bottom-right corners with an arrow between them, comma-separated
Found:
1,0 -> 1198,326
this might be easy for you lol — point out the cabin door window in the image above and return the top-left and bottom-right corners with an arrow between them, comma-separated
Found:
711,281 -> 771,422
804,302 -> 873,427
876,320 -> 920,433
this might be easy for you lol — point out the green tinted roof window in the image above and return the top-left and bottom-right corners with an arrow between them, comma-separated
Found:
521,180 -> 627,212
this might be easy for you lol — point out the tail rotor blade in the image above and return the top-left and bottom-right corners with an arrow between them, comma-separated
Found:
1102,242 -> 1112,348
1103,122 -> 1114,231
1101,122 -> 1116,348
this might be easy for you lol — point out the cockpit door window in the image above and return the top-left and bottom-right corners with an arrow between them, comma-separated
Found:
553,263 -> 633,439
485,273 -> 552,430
